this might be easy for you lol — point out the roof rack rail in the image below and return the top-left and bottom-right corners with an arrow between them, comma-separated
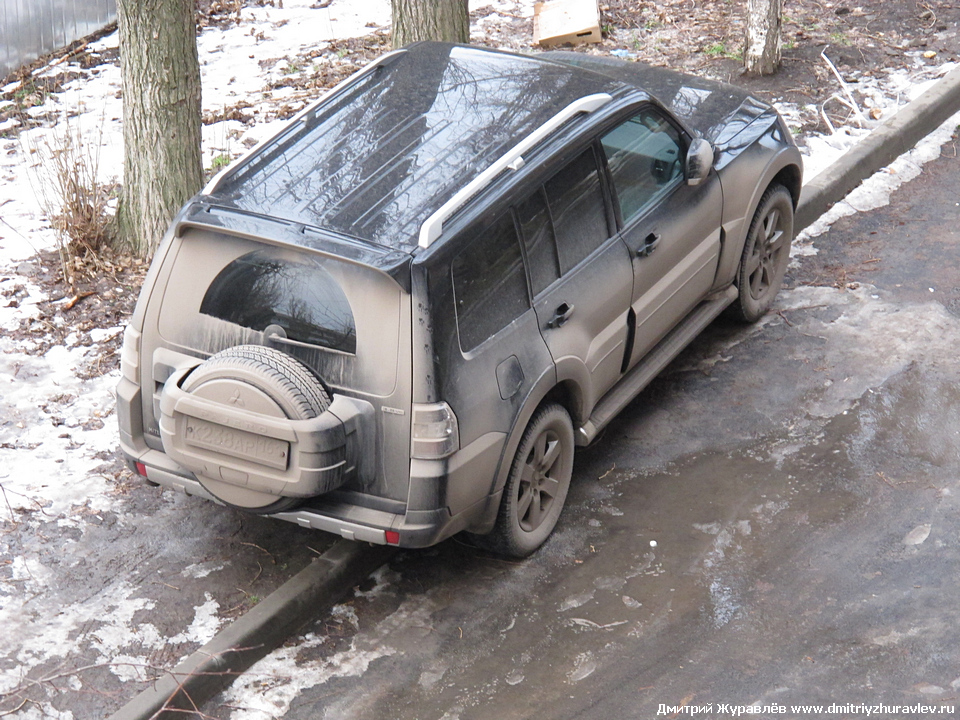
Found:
417,92 -> 613,249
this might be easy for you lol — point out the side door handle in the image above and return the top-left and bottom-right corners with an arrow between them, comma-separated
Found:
638,232 -> 661,257
547,302 -> 575,329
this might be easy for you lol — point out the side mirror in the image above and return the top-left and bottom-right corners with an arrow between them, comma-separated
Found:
685,138 -> 714,186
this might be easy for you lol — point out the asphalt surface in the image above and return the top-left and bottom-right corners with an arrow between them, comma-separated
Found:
194,118 -> 960,715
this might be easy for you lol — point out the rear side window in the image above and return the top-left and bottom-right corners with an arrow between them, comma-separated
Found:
516,188 -> 560,297
543,147 -> 609,274
200,250 -> 357,354
452,213 -> 530,351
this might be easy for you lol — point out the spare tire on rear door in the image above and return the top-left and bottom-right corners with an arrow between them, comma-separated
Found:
159,345 -> 340,514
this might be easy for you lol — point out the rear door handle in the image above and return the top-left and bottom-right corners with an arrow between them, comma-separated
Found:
638,232 -> 661,257
548,302 -> 575,329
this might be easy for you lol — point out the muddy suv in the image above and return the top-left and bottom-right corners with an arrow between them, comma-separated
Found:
117,43 -> 801,557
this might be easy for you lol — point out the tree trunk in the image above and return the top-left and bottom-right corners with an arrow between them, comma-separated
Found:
116,0 -> 203,258
391,0 -> 470,49
744,0 -> 782,76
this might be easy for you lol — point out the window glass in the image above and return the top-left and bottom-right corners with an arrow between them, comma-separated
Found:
453,213 -> 530,351
543,148 -> 609,274
200,250 -> 356,354
517,188 -> 560,297
601,109 -> 683,225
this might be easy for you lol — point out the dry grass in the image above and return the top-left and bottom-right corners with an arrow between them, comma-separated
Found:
46,129 -> 115,254
22,110 -> 116,292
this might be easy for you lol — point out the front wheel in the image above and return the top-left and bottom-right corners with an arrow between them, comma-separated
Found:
730,184 -> 794,323
479,403 -> 574,558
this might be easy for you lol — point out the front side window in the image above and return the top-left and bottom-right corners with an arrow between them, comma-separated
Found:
601,108 -> 684,226
200,250 -> 357,354
452,213 -> 530,351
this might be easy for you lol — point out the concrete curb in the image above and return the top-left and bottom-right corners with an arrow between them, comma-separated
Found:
107,541 -> 396,720
796,63 -> 960,233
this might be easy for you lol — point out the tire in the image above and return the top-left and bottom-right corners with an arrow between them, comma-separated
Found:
730,184 -> 794,323
184,345 -> 331,420
179,345 -> 331,514
479,403 -> 574,558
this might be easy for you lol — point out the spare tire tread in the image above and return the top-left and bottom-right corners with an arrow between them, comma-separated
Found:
186,345 -> 331,419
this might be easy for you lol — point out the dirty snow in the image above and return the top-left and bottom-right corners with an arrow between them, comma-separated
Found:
220,598 -> 452,720
904,523 -> 933,546
785,59 -> 958,182
0,579 -> 160,689
1,0 -> 959,715
778,284 -> 960,418
168,592 -> 224,645
797,101 -> 960,243
224,639 -> 394,720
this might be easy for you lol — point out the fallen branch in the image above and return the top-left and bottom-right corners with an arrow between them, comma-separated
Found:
0,698 -> 34,718
821,48 -> 869,127
876,471 -> 898,489
63,291 -> 95,310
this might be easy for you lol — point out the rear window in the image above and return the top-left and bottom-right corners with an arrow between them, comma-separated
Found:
452,213 -> 529,351
200,249 -> 356,354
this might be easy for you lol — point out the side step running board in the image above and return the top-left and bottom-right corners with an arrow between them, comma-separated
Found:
577,285 -> 738,446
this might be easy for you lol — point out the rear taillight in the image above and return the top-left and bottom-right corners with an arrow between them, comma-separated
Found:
120,326 -> 141,383
410,401 -> 459,459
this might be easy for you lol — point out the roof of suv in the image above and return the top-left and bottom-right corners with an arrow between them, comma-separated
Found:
205,42 -> 629,252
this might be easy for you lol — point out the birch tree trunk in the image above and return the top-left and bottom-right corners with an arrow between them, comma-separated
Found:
391,0 -> 470,49
116,0 -> 203,258
744,0 -> 782,76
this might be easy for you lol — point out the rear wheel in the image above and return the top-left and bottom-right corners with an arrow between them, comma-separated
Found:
479,403 -> 574,558
730,184 -> 794,323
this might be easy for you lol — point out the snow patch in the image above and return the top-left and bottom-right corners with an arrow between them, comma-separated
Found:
797,108 -> 960,242
0,580 -> 162,686
181,561 -> 227,579
904,523 -> 933,546
169,593 -> 224,645
220,600 -> 424,719
780,285 -> 960,417
567,652 -> 597,682
558,589 -> 595,611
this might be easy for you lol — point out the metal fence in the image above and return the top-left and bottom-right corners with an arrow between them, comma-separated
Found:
0,0 -> 116,79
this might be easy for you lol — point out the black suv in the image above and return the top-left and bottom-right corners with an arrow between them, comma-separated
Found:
117,43 -> 802,556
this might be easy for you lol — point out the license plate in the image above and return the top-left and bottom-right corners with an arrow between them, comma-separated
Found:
184,418 -> 290,470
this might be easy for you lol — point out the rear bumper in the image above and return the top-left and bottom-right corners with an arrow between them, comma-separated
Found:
121,447 -> 480,549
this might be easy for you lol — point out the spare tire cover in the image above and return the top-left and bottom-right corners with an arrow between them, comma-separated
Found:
174,345 -> 331,513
